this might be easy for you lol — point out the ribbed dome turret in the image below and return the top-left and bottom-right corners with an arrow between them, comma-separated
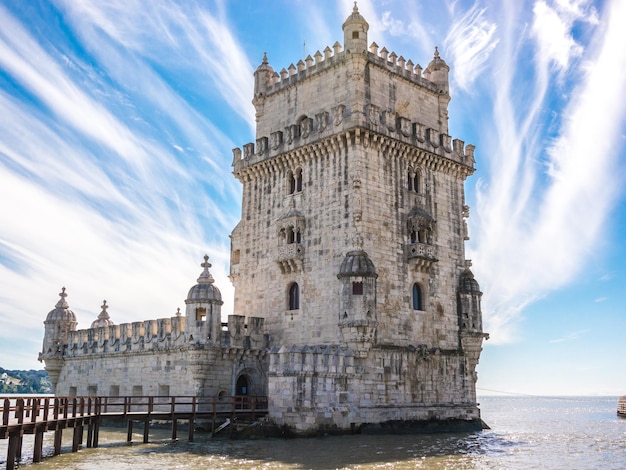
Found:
90,300 -> 114,328
424,47 -> 450,93
254,52 -> 275,98
338,250 -> 378,278
186,255 -> 222,303
408,206 -> 434,221
342,2 -> 369,53
459,269 -> 481,294
45,287 -> 77,323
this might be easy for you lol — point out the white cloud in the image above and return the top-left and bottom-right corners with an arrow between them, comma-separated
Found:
549,329 -> 589,343
472,0 -> 626,343
531,0 -> 598,74
445,3 -> 499,91
58,0 -> 255,130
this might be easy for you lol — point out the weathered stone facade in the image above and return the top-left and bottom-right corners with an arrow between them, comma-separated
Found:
39,6 -> 488,435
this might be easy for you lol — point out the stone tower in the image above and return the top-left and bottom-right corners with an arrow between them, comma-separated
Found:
39,287 -> 78,391
230,4 -> 488,433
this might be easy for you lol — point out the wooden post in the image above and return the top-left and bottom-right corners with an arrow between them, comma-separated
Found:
143,419 -> 150,443
93,397 -> 100,448
87,421 -> 94,448
2,398 -> 10,426
212,395 -> 217,435
6,432 -> 21,470
93,418 -> 100,448
72,424 -> 81,452
54,429 -> 63,455
127,420 -> 133,442
188,397 -> 196,442
33,429 -> 44,463
15,435 -> 23,461
170,396 -> 177,440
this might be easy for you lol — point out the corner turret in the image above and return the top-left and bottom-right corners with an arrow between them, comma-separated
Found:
39,287 -> 78,391
337,237 -> 378,356
423,47 -> 449,94
342,2 -> 369,54
253,52 -> 275,99
185,255 -> 223,343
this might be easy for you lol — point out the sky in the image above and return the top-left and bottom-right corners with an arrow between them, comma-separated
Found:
0,0 -> 624,396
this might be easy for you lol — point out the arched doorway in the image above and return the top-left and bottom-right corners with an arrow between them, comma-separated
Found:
236,374 -> 249,396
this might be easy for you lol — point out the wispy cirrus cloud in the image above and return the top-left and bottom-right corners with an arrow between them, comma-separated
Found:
58,0 -> 255,129
470,0 -> 626,343
0,2 -> 251,362
444,3 -> 498,91
549,329 -> 589,343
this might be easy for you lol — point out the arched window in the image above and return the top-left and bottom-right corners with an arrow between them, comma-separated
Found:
288,282 -> 300,310
413,171 -> 420,193
410,230 -> 417,243
287,168 -> 303,194
296,168 -> 303,192
408,169 -> 421,193
412,283 -> 423,311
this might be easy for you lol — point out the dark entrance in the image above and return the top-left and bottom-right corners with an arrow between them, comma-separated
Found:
236,375 -> 249,396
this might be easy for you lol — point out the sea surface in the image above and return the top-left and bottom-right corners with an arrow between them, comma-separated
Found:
1,395 -> 625,469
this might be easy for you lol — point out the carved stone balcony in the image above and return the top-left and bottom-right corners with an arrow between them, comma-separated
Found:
276,243 -> 304,273
406,242 -> 438,271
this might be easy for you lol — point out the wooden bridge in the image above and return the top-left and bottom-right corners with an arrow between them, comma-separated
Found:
1,395 -> 268,470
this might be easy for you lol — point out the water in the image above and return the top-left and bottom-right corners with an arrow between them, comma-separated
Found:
2,396 -> 625,469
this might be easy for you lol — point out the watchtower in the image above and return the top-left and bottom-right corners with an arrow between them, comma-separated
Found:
231,4 -> 489,433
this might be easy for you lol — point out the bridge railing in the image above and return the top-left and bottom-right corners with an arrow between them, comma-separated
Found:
2,395 -> 268,430
1,396 -> 100,428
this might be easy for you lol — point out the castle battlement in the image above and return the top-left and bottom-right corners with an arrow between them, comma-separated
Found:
257,42 -> 439,100
62,313 -> 267,358
233,126 -> 475,178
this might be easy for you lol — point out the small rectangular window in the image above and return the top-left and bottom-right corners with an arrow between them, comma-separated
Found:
352,282 -> 363,295
352,31 -> 359,39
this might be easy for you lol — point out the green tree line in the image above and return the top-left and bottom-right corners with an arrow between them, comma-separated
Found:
0,367 -> 51,394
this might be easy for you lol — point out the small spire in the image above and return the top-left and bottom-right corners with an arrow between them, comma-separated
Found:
176,307 -> 181,317
353,1 -> 359,13
262,51 -> 268,64
434,46 -> 440,59
197,254 -> 215,285
55,287 -> 69,308
98,300 -> 111,321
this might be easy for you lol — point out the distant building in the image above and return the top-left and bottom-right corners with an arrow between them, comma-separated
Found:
40,6 -> 488,434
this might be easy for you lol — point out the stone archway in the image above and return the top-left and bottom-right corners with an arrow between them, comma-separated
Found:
236,374 -> 249,396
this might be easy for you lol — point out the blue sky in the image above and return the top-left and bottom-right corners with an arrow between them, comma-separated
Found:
1,0 -> 624,396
